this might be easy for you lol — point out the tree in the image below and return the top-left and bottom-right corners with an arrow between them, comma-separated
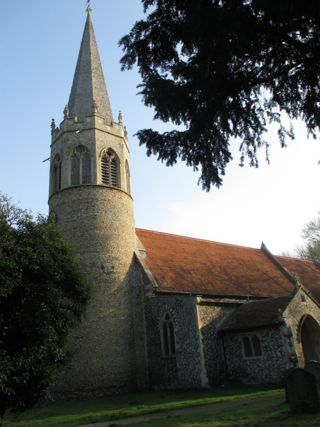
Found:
0,194 -> 89,415
120,0 -> 320,190
297,213 -> 320,263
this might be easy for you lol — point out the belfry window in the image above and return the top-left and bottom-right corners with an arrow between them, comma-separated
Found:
101,148 -> 120,188
242,335 -> 262,358
52,155 -> 61,193
161,313 -> 176,357
71,145 -> 91,186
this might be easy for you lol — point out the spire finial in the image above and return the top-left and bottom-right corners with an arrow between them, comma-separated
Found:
86,0 -> 92,14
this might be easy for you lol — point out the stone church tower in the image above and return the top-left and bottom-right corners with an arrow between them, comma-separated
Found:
48,9 -> 137,393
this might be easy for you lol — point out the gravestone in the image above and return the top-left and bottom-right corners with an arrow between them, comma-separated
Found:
286,367 -> 320,412
305,360 -> 320,382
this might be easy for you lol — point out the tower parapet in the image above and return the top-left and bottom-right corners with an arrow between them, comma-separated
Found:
49,111 -> 130,196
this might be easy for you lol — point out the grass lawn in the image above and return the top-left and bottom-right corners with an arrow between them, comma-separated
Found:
3,385 -> 320,427
1,386 -> 281,427
133,395 -> 320,427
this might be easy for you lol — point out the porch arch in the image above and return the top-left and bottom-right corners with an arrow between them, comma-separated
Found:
300,315 -> 320,365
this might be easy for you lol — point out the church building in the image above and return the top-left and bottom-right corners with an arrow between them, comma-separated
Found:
48,9 -> 320,394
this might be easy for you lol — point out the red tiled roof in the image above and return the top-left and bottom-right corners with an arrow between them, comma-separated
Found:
220,296 -> 291,332
136,229 -> 294,298
277,256 -> 320,302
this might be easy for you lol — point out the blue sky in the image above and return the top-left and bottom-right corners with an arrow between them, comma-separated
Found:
1,0 -> 320,254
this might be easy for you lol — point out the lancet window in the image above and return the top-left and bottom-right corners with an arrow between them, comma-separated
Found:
52,155 -> 62,194
101,148 -> 120,188
160,313 -> 176,357
71,145 -> 91,186
242,335 -> 262,358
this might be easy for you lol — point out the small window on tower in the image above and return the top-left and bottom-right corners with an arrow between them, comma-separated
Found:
70,145 -> 91,186
52,154 -> 62,194
100,148 -> 120,188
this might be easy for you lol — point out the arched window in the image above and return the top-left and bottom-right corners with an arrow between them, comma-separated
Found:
125,160 -> 131,194
101,148 -> 120,188
161,313 -> 176,357
52,155 -> 61,193
242,335 -> 262,358
71,145 -> 91,186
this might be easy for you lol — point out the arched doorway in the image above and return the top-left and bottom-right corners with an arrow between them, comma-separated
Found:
300,315 -> 320,364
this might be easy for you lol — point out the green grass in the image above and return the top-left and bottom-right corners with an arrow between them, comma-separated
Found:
131,395 -> 320,426
1,386 -> 283,427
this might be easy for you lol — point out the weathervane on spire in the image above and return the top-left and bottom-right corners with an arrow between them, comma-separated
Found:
86,0 -> 92,14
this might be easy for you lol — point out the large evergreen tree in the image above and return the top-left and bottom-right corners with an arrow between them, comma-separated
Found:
0,194 -> 89,415
120,0 -> 320,190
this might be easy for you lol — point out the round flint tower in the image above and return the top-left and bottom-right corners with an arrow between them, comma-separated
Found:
49,10 -> 136,393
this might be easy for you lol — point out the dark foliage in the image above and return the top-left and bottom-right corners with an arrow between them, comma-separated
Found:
120,0 -> 320,189
0,194 -> 89,415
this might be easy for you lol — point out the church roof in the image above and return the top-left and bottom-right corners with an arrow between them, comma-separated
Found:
219,295 -> 291,332
277,256 -> 320,302
135,229 -> 295,298
136,229 -> 320,301
68,11 -> 113,122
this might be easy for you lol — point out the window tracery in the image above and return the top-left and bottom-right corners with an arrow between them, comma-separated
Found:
71,145 -> 91,186
101,148 -> 120,188
242,335 -> 262,358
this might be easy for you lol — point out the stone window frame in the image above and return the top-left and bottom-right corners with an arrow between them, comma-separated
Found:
160,313 -> 176,358
241,334 -> 263,359
51,154 -> 62,194
70,145 -> 92,186
100,148 -> 121,188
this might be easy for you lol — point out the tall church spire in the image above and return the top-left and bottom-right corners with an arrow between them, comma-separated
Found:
68,10 -> 113,122
49,5 -> 137,395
